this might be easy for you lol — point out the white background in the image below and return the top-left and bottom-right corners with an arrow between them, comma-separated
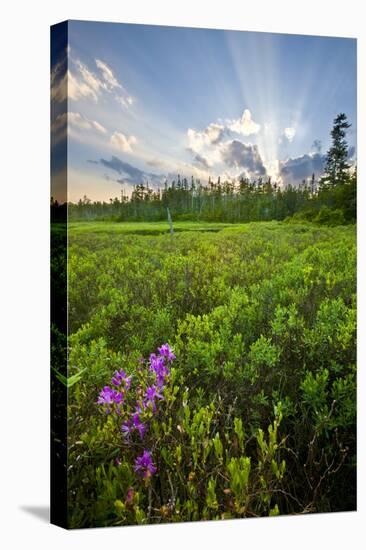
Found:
1,0 -> 365,548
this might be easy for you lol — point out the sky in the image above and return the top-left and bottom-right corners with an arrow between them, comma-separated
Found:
51,21 -> 357,202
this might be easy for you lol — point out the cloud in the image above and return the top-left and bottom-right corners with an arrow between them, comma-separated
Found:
95,59 -> 121,90
187,109 -> 260,156
311,139 -> 322,153
52,52 -> 134,108
227,109 -> 260,136
99,156 -> 164,187
67,69 -> 100,102
187,123 -> 225,153
70,60 -> 105,101
51,112 -> 67,134
193,152 -> 212,170
68,112 -> 107,134
146,158 -> 169,169
221,140 -> 266,176
283,127 -> 296,142
51,58 -> 68,103
99,156 -> 210,189
186,109 -> 262,175
50,44 -> 68,103
116,95 -> 135,108
95,58 -> 135,108
280,153 -> 325,185
186,147 -> 212,170
110,131 -> 137,153
51,111 -> 107,147
348,145 -> 356,159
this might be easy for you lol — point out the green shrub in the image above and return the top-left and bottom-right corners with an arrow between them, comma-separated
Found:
66,221 -> 356,526
314,206 -> 345,226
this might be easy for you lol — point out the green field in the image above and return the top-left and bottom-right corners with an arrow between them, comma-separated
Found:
66,220 -> 356,527
68,220 -> 236,235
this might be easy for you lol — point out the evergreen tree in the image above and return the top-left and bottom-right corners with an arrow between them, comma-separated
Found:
320,113 -> 351,188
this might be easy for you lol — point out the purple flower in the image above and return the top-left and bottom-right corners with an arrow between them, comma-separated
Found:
121,419 -> 133,438
145,385 -> 163,404
97,386 -> 115,405
135,402 -> 146,414
158,343 -> 176,362
113,390 -> 124,404
134,450 -> 157,479
149,354 -> 170,386
97,386 -> 124,407
157,365 -> 170,387
132,413 -> 147,439
115,457 -> 122,466
111,369 -> 132,389
149,353 -> 165,372
122,414 -> 146,440
111,369 -> 125,386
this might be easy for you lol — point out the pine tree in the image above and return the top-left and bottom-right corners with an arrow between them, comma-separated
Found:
320,113 -> 351,188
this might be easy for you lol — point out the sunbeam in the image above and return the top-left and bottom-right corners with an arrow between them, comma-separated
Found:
51,21 -> 356,201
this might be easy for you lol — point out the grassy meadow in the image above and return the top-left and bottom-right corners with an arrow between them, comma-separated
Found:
64,220 -> 356,527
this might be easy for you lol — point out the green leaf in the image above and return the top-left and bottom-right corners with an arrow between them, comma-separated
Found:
52,367 -> 86,387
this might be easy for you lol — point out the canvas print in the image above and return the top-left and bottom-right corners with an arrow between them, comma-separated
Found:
51,20 -> 357,529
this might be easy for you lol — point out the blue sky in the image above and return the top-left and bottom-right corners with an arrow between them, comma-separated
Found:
51,21 -> 357,202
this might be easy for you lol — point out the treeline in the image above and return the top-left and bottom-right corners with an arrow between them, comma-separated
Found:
59,173 -> 355,224
51,113 -> 356,225
68,177 -> 312,222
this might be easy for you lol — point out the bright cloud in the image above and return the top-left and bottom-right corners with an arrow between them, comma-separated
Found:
187,123 -> 225,153
110,131 -> 137,153
68,69 -> 100,102
95,59 -> 121,90
68,112 -> 107,134
264,159 -> 281,181
186,108 -> 262,175
187,109 -> 260,155
72,60 -> 105,101
116,95 -> 135,108
95,58 -> 135,108
52,53 -> 134,109
227,109 -> 260,136
51,111 -> 107,146
283,127 -> 296,142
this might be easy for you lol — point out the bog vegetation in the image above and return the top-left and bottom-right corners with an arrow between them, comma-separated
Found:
59,220 -> 356,527
51,114 -> 356,527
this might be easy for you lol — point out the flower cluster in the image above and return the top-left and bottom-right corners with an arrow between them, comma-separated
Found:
134,450 -> 157,479
97,343 -> 176,480
122,412 -> 146,440
97,386 -> 124,411
149,353 -> 171,387
111,369 -> 132,389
